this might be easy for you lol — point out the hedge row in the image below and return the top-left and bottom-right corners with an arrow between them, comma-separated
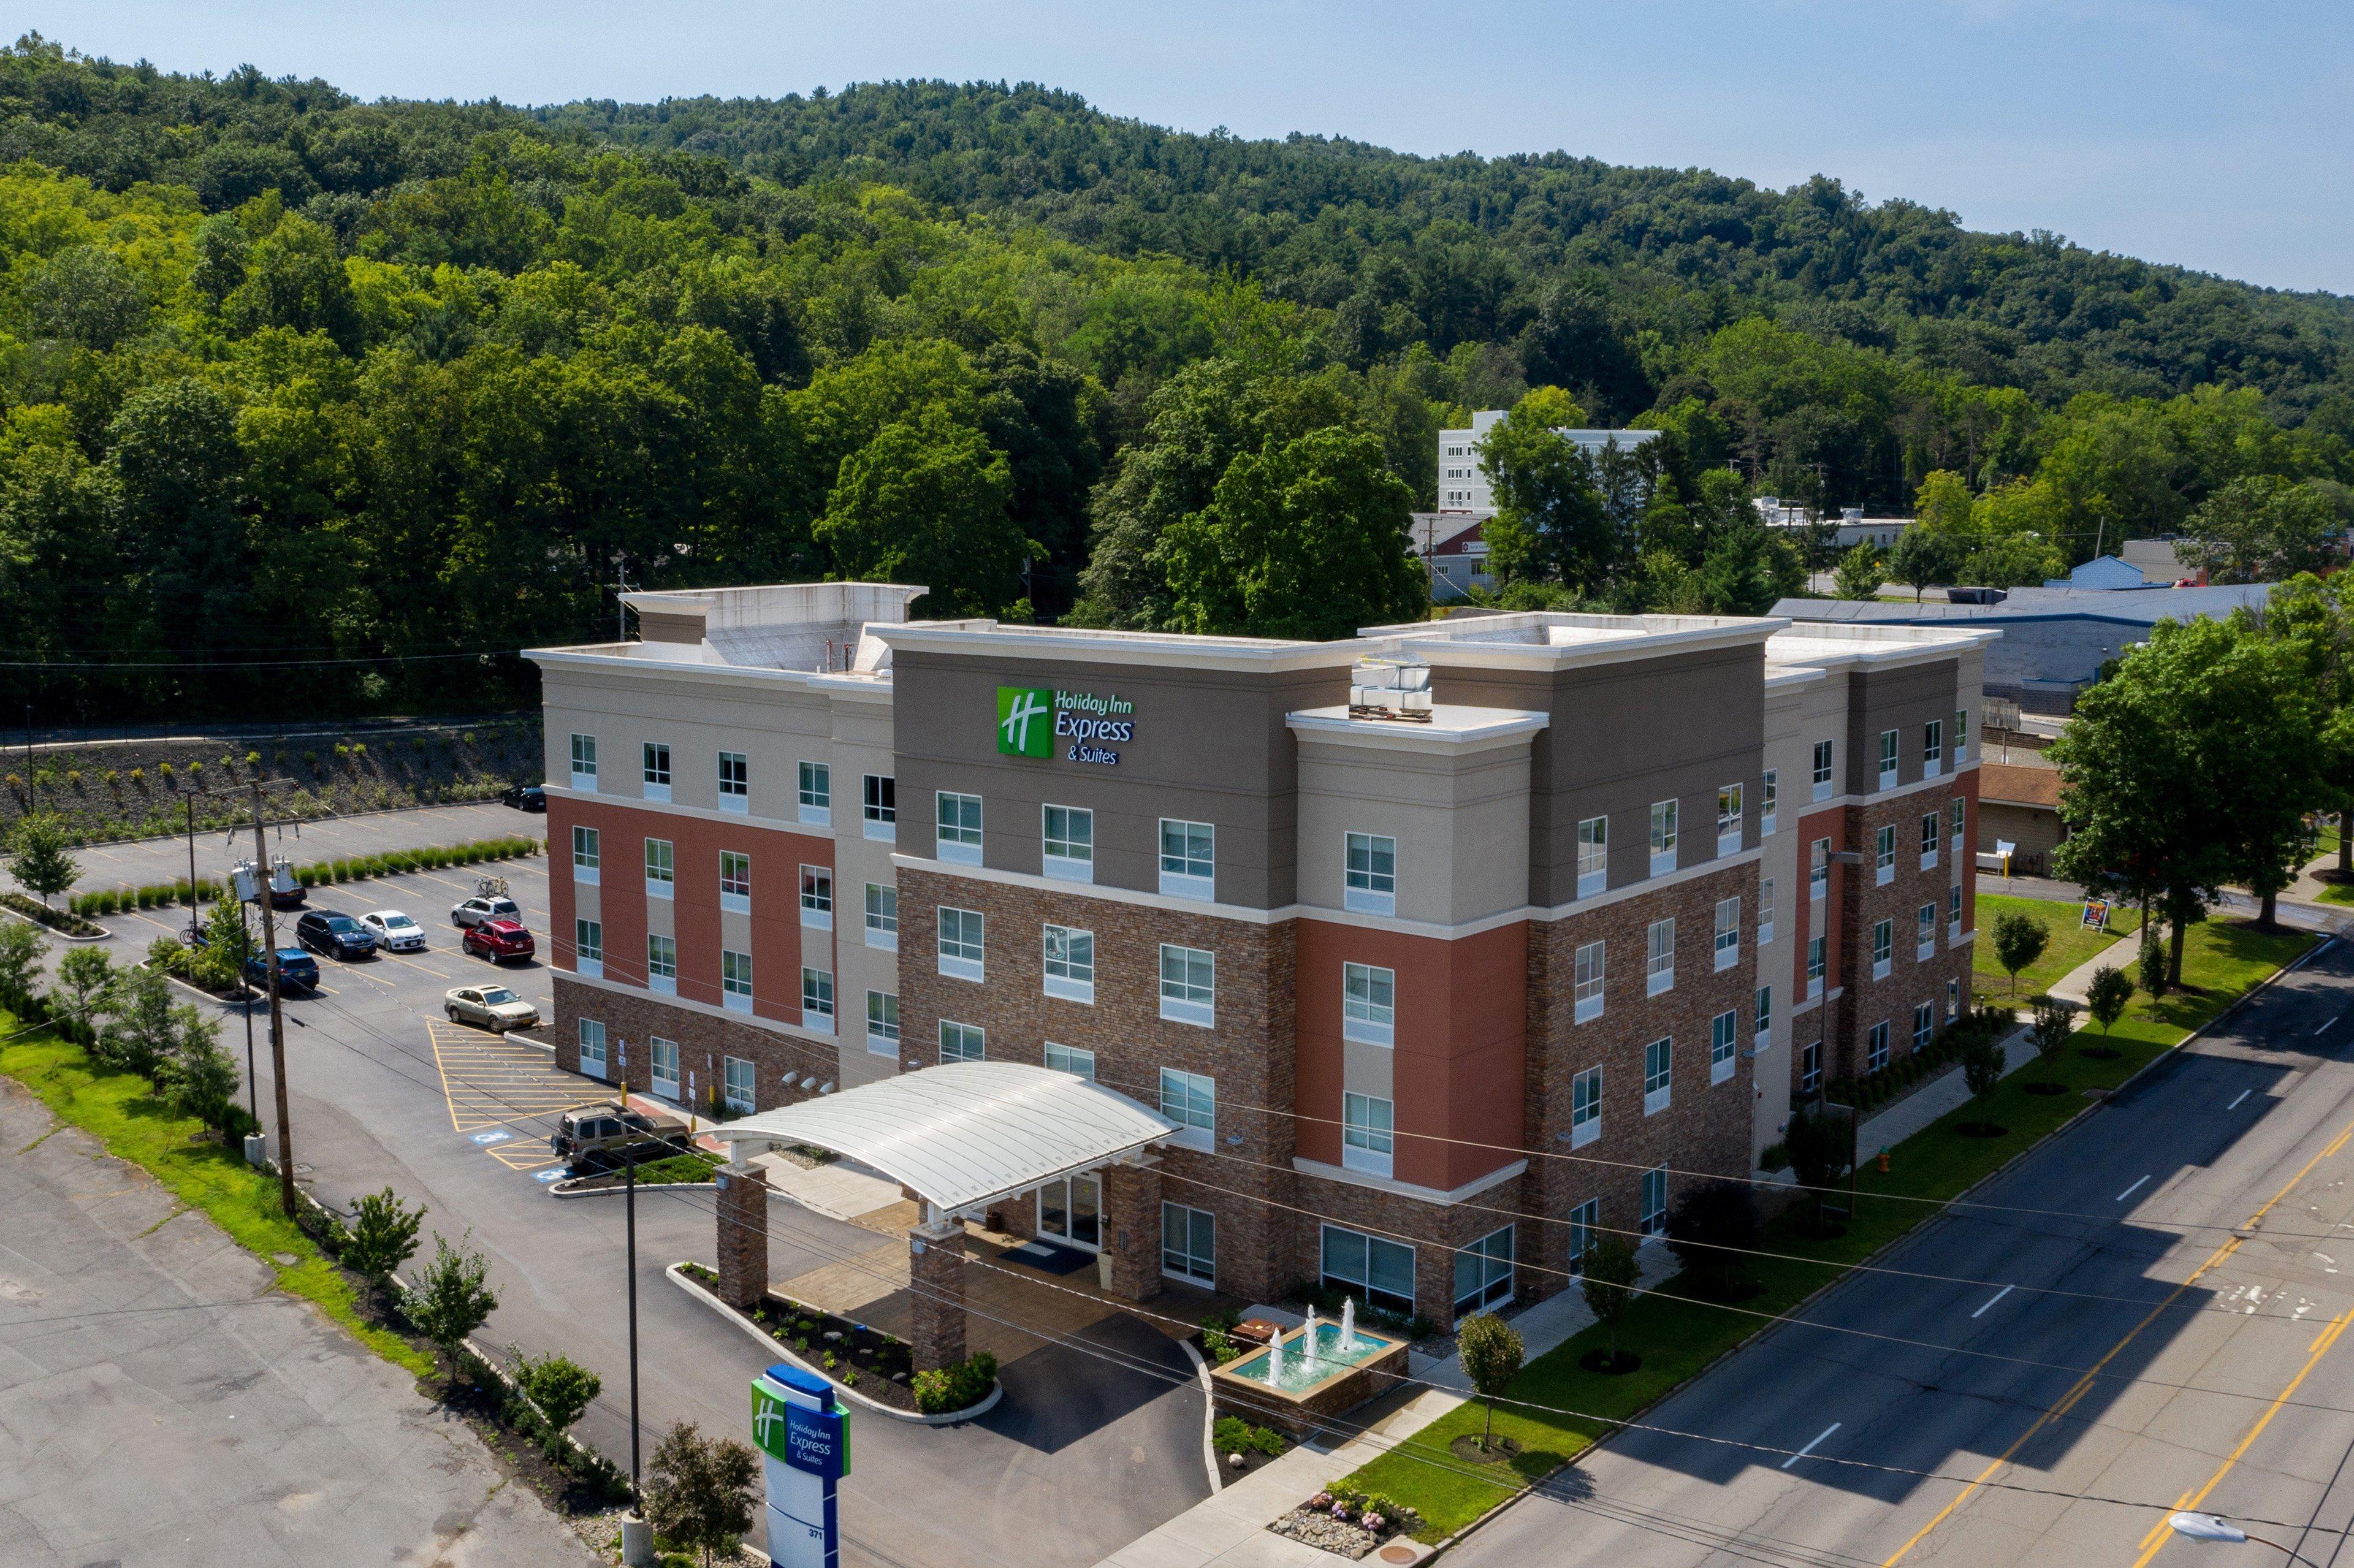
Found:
1823,1002 -> 2016,1115
70,836 -> 541,918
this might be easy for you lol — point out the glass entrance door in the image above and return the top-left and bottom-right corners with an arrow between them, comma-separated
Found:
1038,1173 -> 1102,1249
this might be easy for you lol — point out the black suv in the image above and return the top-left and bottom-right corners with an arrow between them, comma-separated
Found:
295,909 -> 377,960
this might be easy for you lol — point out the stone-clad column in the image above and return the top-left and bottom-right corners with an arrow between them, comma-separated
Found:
909,1218 -> 967,1371
715,1161 -> 769,1310
1099,1159 -> 1164,1304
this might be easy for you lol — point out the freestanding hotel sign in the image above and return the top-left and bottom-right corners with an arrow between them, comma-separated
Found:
752,1364 -> 849,1568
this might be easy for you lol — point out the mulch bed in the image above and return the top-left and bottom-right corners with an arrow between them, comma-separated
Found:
679,1263 -> 921,1412
1448,1434 -> 1523,1464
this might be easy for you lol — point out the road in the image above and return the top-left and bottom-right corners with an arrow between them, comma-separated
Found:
1449,932 -> 2354,1568
28,803 -> 1210,1568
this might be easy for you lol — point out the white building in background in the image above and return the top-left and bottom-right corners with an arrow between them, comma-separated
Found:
1436,411 -> 1664,512
1756,499 -> 1914,550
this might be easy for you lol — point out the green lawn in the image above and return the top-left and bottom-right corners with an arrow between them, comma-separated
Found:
1972,893 -> 2141,999
1343,917 -> 2314,1541
0,1030 -> 433,1377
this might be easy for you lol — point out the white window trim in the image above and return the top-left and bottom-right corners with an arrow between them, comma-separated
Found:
1644,1042 -> 1672,1116
1045,973 -> 1095,1005
1711,1014 -> 1739,1086
1161,995 -> 1214,1029
940,953 -> 984,984
1921,847 -> 1939,872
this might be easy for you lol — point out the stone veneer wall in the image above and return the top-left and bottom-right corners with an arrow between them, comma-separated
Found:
552,975 -> 836,1117
1834,792 -> 1975,1079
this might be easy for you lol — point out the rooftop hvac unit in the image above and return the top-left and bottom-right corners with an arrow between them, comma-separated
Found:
1349,657 -> 1434,723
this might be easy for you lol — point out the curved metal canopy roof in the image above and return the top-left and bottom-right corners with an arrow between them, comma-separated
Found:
707,1062 -> 1175,1214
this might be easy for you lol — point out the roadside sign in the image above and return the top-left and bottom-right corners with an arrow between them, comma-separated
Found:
2082,899 -> 2109,932
753,1364 -> 847,1567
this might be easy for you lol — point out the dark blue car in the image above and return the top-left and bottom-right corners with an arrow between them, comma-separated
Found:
245,948 -> 319,993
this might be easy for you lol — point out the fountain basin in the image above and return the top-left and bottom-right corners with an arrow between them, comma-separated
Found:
1208,1325 -> 1411,1437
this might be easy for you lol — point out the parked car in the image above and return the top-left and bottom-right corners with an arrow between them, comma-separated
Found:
358,909 -> 427,953
450,894 -> 522,930
245,948 -> 319,993
551,1101 -> 692,1167
295,909 -> 376,960
501,782 -> 547,813
462,918 -> 535,964
444,984 -> 541,1032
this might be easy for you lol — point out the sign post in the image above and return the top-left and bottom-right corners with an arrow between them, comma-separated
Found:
752,1364 -> 849,1568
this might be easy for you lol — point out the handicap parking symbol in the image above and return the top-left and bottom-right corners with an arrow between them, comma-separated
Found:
471,1129 -> 514,1146
533,1168 -> 566,1184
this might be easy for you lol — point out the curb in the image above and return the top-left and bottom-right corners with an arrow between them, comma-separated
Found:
547,1178 -> 720,1200
0,904 -> 109,943
1181,1336 -> 1221,1495
664,1263 -> 1001,1426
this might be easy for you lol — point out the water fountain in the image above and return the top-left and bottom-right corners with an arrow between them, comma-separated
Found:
1209,1303 -> 1409,1438
1266,1324 -> 1286,1387
1302,1308 -> 1320,1369
1340,1296 -> 1357,1353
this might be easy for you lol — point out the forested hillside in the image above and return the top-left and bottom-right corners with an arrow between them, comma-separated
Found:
4,35 -> 2352,721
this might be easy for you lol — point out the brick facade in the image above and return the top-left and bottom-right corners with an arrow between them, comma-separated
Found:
1834,789 -> 1975,1079
715,1163 -> 769,1309
553,974 -> 837,1118
908,1219 -> 967,1371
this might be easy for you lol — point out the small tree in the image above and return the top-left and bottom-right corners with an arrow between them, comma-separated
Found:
9,812 -> 78,907
159,1023 -> 242,1139
2139,925 -> 2169,999
512,1348 -> 602,1453
644,1420 -> 761,1568
2030,995 -> 2075,1080
1455,1312 -> 1524,1452
1832,542 -> 1887,600
2086,964 -> 2135,1037
94,968 -> 183,1087
1579,1235 -> 1640,1369
0,918 -> 48,1010
189,894 -> 254,992
1664,1180 -> 1761,1300
1960,1031 -> 2008,1117
405,1231 -> 500,1374
1783,1106 -> 1849,1231
1887,527 -> 1962,603
53,945 -> 117,1023
343,1188 -> 426,1284
1990,909 -> 2049,996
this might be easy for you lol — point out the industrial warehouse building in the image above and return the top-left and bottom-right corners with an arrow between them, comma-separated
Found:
528,588 -> 1990,1328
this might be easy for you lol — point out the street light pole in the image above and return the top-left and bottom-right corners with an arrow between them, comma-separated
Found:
627,1151 -> 642,1502
246,778 -> 295,1218
183,795 -> 200,943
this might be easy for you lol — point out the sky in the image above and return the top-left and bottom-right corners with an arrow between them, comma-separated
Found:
29,1 -> 2354,294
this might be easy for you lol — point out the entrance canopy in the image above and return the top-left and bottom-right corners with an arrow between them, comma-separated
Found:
707,1061 -> 1175,1214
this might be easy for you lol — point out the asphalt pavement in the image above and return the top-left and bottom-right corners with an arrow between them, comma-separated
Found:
33,802 -> 1211,1568
1448,932 -> 2354,1568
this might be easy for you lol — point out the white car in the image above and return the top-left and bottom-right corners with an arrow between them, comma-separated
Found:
444,984 -> 542,1032
359,910 -> 427,952
451,894 -> 522,931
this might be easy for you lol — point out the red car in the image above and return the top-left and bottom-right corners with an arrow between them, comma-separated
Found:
462,918 -> 536,964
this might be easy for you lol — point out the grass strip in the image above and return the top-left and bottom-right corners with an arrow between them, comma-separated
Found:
1971,892 -> 2141,999
0,1028 -> 434,1377
1344,917 -> 2316,1540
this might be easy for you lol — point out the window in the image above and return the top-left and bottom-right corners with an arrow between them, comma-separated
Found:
939,907 -> 985,983
577,1018 -> 608,1078
1875,824 -> 1897,886
1920,811 -> 1941,870
1160,1067 -> 1214,1147
721,949 -> 753,1013
1913,1000 -> 1935,1052
799,966 -> 832,1027
1649,799 -> 1678,877
1044,924 -> 1095,1003
1948,976 -> 1962,1019
936,791 -> 983,865
1346,832 -> 1397,915
569,733 -> 597,789
1867,1021 -> 1891,1073
1641,1167 -> 1668,1236
1714,897 -> 1740,970
1320,1224 -> 1415,1317
1717,784 -> 1743,856
1164,1203 -> 1216,1285
1568,1198 -> 1599,1273
1038,1173 -> 1101,1249
866,992 -> 899,1055
1755,984 -> 1773,1049
1759,877 -> 1776,945
1042,804 -> 1094,881
642,742 -> 671,801
647,934 -> 677,994
724,1056 -> 755,1114
1761,770 -> 1778,835
574,918 -> 603,977
644,837 -> 674,897
1918,902 -> 1937,961
796,760 -> 830,826
1878,729 -> 1899,790
571,825 -> 600,884
787,865 -> 828,929
1812,739 -> 1835,801
1949,883 -> 1964,938
719,851 -> 751,914
1159,819 -> 1215,900
1807,935 -> 1826,998
940,1019 -> 986,1064
864,884 -> 898,951
1577,816 -> 1608,898
1924,719 -> 1945,778
1343,962 -> 1395,1046
1574,940 -> 1606,1024
718,750 -> 749,813
1872,919 -> 1893,980
1646,918 -> 1675,996
1799,1038 -> 1822,1095
1343,1092 -> 1395,1178
1160,944 -> 1215,1027
1644,1036 -> 1672,1114
1712,1010 -> 1739,1084
863,774 -> 896,842
1956,707 -> 1970,762
1045,1041 -> 1095,1080
1570,1066 -> 1602,1147
1455,1226 -> 1515,1314
1951,796 -> 1966,845
650,1037 -> 680,1100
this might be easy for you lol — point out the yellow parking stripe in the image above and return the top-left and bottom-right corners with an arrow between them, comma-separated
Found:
427,1021 -> 602,1135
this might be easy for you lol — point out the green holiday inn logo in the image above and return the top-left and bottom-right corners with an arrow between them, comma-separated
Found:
997,687 -> 1053,757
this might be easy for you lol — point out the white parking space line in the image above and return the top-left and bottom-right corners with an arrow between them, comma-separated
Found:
2318,1016 -> 2339,1036
1781,1423 -> 1840,1469
1970,1284 -> 2014,1319
2118,1174 -> 2151,1203
2229,1089 -> 2253,1111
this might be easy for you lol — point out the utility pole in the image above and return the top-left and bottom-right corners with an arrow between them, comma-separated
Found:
614,555 -> 636,645
626,1152 -> 642,1505
246,778 -> 295,1218
183,795 -> 201,944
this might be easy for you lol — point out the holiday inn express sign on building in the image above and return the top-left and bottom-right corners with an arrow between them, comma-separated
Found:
997,686 -> 1135,766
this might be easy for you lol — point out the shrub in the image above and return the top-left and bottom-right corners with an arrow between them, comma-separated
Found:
1213,1416 -> 1286,1457
334,743 -> 350,758
186,761 -> 202,776
411,736 -> 427,751
912,1350 -> 999,1413
344,1189 -> 426,1281
352,742 -> 367,757
245,751 -> 261,766
512,1348 -> 600,1441
127,767 -> 143,786
64,769 -> 80,788
404,1231 -> 499,1370
1665,1180 -> 1761,1299
643,1422 -> 759,1568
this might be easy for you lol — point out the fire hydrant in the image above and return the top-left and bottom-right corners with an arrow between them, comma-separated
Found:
1876,1147 -> 1891,1174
